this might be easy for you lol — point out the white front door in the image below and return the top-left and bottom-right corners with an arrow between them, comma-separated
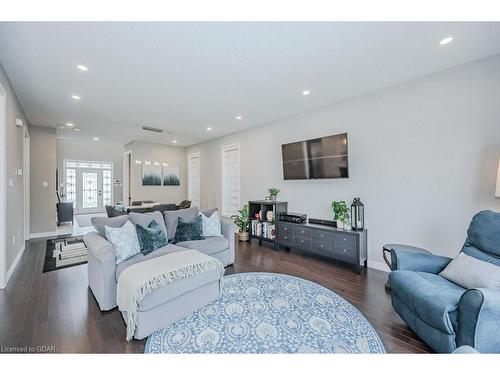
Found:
77,168 -> 103,214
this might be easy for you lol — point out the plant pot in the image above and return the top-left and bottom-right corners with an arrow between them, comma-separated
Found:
238,231 -> 249,242
271,195 -> 277,201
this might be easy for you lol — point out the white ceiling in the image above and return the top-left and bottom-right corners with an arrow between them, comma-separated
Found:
1,22 -> 500,147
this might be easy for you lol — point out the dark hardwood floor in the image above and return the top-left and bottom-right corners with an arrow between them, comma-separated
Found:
0,236 -> 432,353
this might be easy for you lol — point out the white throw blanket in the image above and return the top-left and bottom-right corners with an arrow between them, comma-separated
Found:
116,250 -> 224,341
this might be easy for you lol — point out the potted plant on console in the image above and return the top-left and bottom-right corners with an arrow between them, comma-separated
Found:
331,200 -> 350,230
231,204 -> 250,241
268,187 -> 280,201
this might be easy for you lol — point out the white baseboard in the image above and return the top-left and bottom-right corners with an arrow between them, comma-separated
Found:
367,259 -> 390,272
30,231 -> 57,239
3,244 -> 26,288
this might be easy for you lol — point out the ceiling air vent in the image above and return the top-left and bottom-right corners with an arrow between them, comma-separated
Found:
142,126 -> 163,133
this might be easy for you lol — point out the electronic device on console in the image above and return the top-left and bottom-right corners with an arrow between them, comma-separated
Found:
279,212 -> 307,224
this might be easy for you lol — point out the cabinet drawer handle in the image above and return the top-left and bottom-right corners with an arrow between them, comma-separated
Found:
320,244 -> 324,248
343,238 -> 347,241
301,240 -> 304,243
343,249 -> 347,253
300,230 -> 304,234
320,234 -> 323,238
284,236 -> 287,240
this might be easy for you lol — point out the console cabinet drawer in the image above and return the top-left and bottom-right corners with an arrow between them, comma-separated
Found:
278,222 -> 294,234
332,246 -> 358,261
332,233 -> 357,249
293,226 -> 312,239
278,231 -> 293,245
295,237 -> 311,251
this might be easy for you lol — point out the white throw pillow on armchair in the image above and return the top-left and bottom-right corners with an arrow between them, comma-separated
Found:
439,252 -> 500,289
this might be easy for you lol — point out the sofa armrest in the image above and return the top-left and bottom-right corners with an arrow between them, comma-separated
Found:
83,231 -> 118,310
390,248 -> 452,274
457,288 -> 500,353
221,220 -> 236,265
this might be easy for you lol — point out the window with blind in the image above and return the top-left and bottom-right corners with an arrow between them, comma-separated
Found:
188,152 -> 201,209
221,143 -> 241,217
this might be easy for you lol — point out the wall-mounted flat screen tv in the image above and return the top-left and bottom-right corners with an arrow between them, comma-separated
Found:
281,132 -> 349,180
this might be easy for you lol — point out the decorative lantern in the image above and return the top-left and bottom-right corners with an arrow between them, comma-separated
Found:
351,197 -> 364,230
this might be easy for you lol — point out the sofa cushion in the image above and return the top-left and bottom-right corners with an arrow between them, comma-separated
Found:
116,244 -> 185,280
136,220 -> 168,256
129,211 -> 168,238
105,220 -> 141,264
92,215 -> 129,237
176,236 -> 230,256
389,270 -> 465,334
164,207 -> 199,240
174,216 -> 204,243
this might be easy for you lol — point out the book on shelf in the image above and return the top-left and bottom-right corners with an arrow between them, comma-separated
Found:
251,220 -> 275,240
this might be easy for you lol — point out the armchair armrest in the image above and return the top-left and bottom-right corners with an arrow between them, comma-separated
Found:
390,246 -> 452,274
457,288 -> 500,353
221,220 -> 236,265
83,231 -> 118,310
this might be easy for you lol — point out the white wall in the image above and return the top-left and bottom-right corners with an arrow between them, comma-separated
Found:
0,62 -> 29,282
188,55 -> 500,269
30,126 -> 56,235
125,140 -> 187,205
57,138 -> 124,204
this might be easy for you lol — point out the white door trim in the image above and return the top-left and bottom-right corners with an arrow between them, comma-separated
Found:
123,151 -> 132,206
23,127 -> 30,241
187,152 -> 201,209
0,82 -> 7,289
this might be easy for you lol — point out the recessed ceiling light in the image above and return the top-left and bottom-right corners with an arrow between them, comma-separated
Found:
439,37 -> 453,45
172,140 -> 178,144
65,122 -> 74,127
71,95 -> 81,100
92,137 -> 99,141
302,90 -> 310,96
77,64 -> 88,71
57,125 -> 64,130
235,116 -> 242,120
74,127 -> 81,132
206,127 -> 212,131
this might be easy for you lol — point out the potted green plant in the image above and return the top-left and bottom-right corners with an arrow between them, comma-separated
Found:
268,187 -> 280,201
231,204 -> 250,241
331,200 -> 350,230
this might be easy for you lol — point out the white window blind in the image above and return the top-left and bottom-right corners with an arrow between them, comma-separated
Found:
188,152 -> 201,209
221,143 -> 240,217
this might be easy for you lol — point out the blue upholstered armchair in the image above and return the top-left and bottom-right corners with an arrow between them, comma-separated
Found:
388,210 -> 500,353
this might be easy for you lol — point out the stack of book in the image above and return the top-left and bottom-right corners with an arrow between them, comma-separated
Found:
251,220 -> 276,240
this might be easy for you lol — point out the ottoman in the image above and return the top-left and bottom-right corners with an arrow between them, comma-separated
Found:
117,249 -> 224,340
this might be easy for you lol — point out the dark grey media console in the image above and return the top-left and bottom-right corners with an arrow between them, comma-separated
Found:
277,221 -> 368,274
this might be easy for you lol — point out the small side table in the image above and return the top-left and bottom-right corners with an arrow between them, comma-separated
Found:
382,244 -> 431,289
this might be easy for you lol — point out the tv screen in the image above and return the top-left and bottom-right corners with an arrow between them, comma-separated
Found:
281,133 -> 349,180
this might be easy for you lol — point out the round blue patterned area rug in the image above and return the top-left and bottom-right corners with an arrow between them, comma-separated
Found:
145,272 -> 385,353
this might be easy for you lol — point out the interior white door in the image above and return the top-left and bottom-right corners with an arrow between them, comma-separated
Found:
77,168 -> 104,214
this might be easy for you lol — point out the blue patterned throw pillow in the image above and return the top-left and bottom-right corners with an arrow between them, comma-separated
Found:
174,215 -> 204,243
104,220 -> 141,264
136,220 -> 168,255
